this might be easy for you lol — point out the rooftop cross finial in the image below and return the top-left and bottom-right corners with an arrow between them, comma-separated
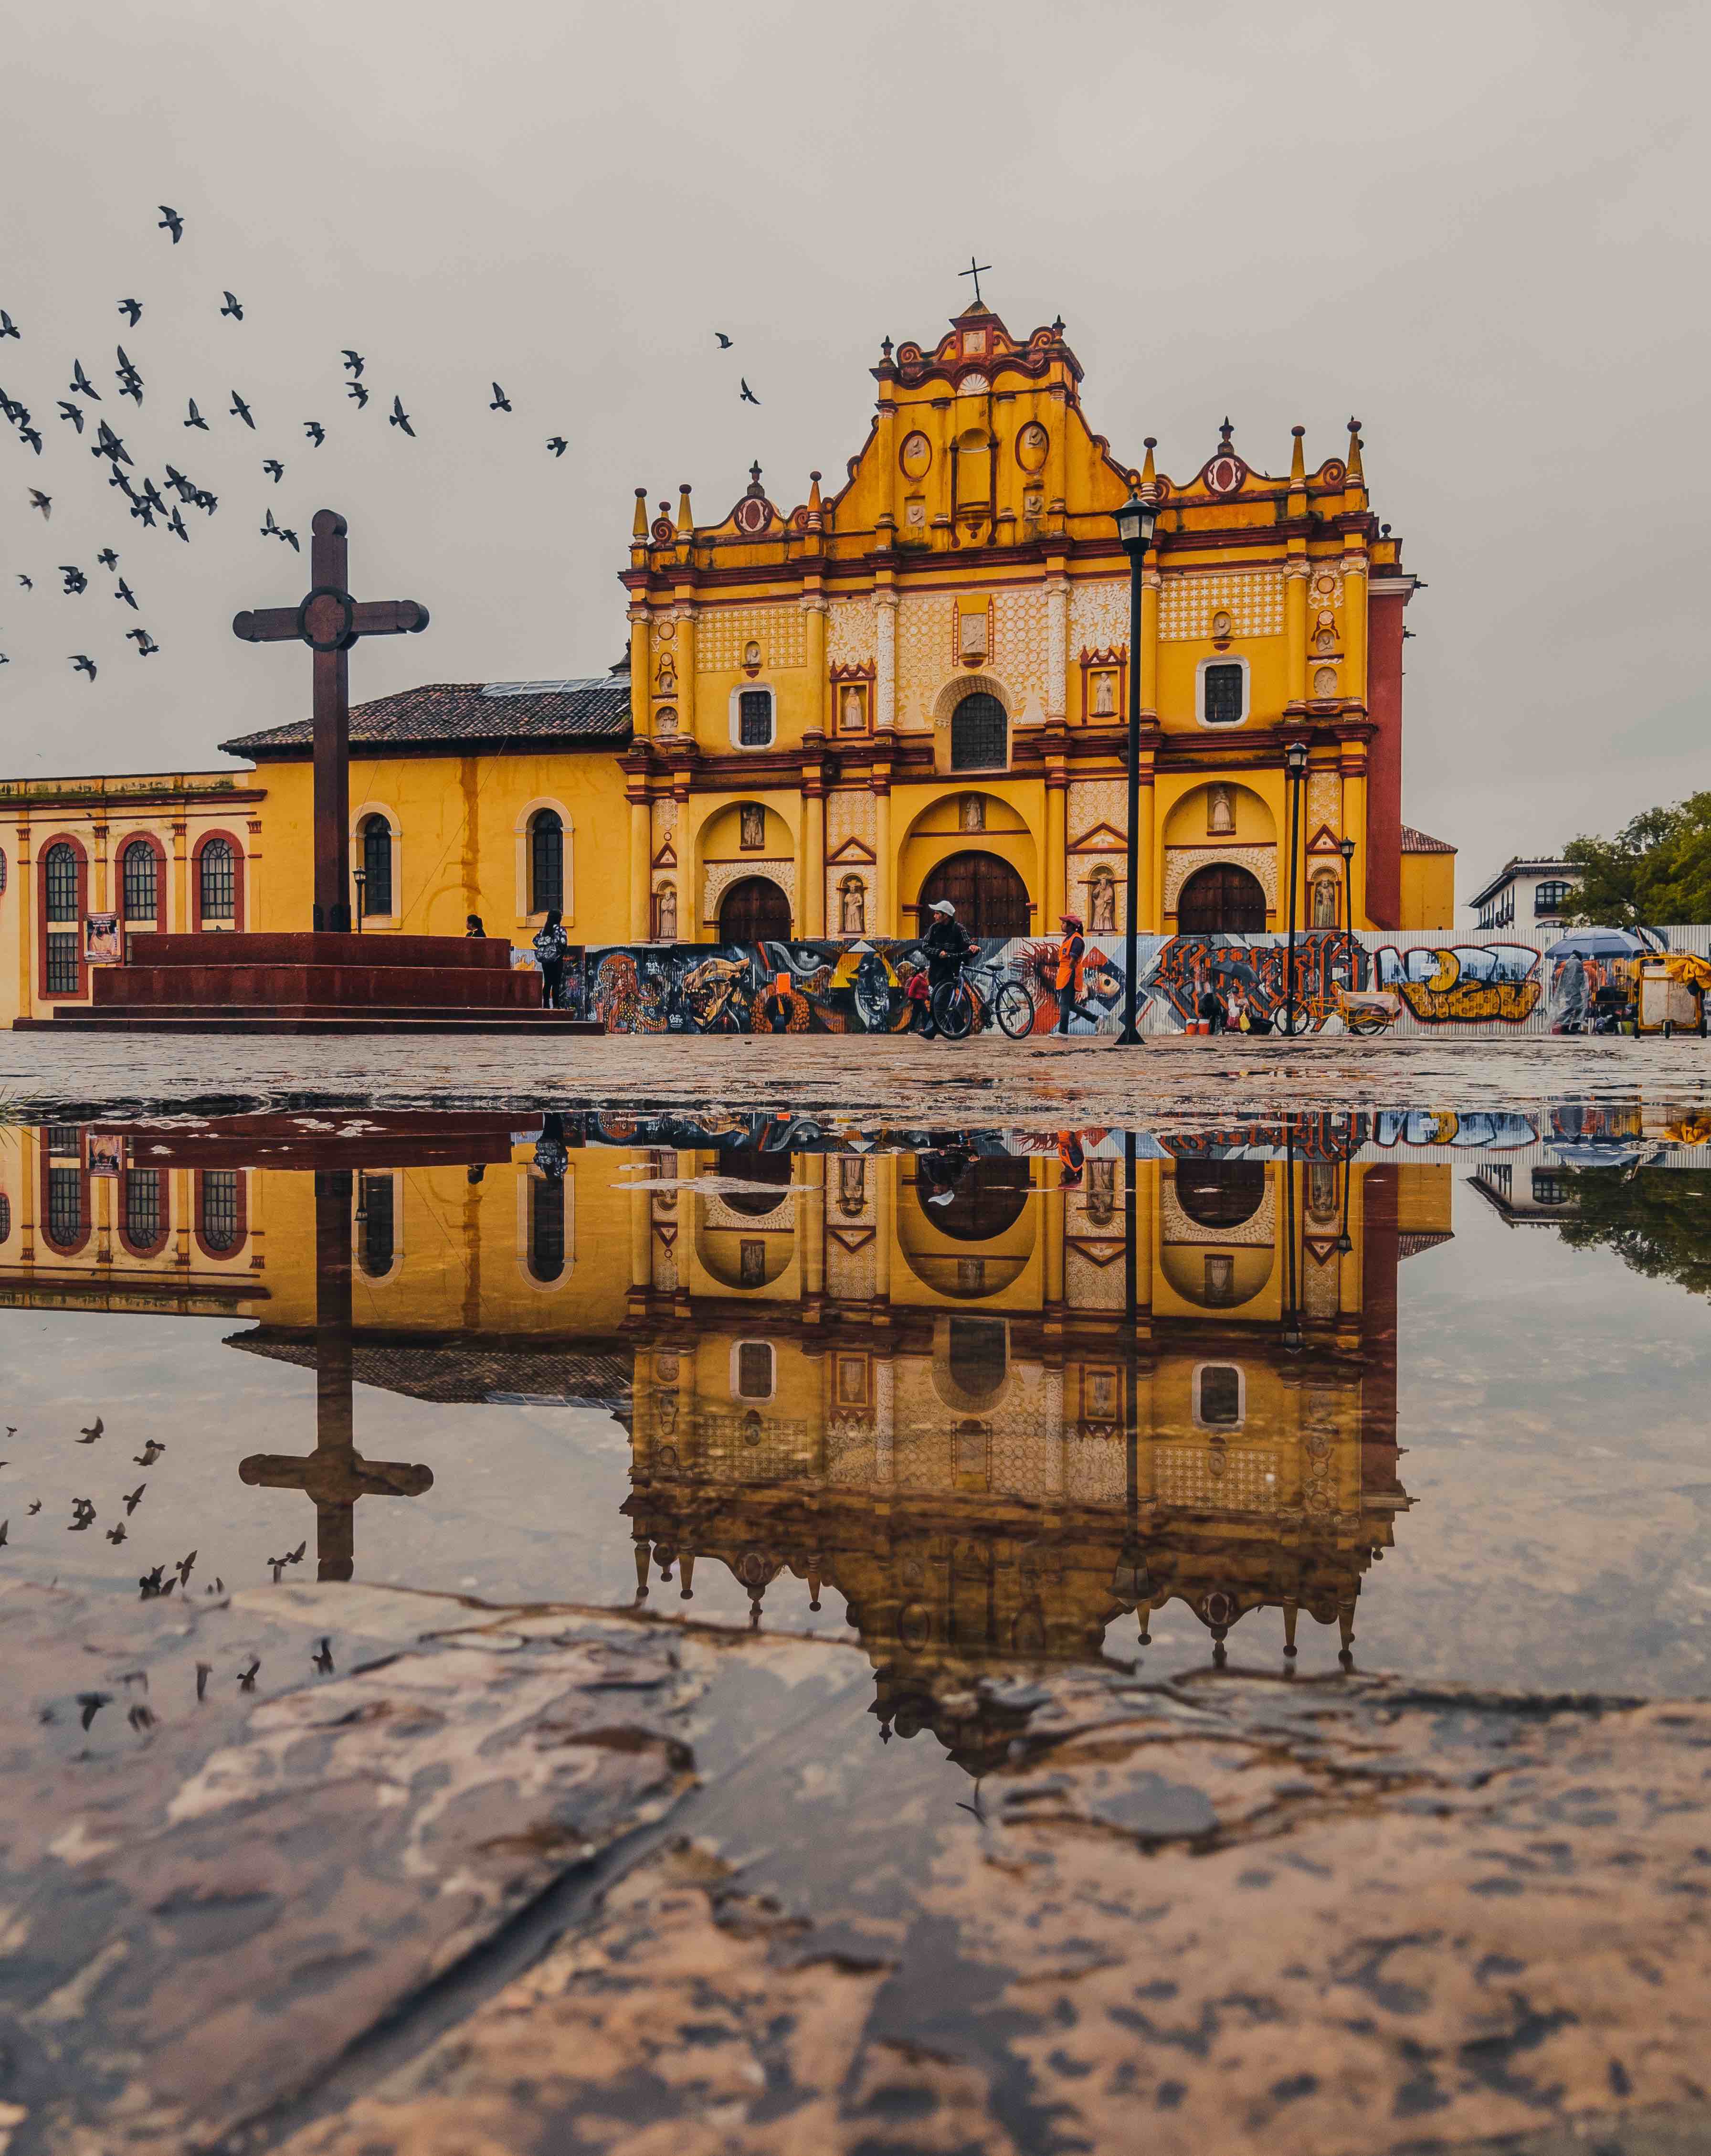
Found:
960,255 -> 992,304
1219,417 -> 1234,446
748,460 -> 763,490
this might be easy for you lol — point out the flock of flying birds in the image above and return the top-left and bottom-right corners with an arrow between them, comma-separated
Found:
2,200 -> 760,683
0,1408 -> 340,1721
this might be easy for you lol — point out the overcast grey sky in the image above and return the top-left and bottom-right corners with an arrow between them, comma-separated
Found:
1,1 -> 1705,907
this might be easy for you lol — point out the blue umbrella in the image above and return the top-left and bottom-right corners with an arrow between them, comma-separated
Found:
1543,929 -> 1652,959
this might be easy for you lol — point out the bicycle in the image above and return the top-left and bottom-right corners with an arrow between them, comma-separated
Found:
929,957 -> 1037,1042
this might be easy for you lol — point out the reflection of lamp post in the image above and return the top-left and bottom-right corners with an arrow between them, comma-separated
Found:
1281,1122 -> 1304,1352
1339,835 -> 1356,989
1114,489 -> 1160,1045
352,865 -> 366,935
1281,741 -> 1309,1034
1336,1109 -> 1357,1256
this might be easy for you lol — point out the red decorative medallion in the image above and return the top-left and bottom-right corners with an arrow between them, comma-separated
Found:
734,495 -> 772,535
1204,453 -> 1246,496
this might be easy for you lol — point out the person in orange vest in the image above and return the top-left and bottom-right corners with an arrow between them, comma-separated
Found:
1055,913 -> 1099,1035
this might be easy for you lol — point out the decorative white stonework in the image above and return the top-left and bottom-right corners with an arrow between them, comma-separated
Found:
895,591 -> 949,728
1153,1444 -> 1280,1515
990,585 -> 1050,714
696,604 -> 806,674
1307,565 -> 1345,615
702,1190 -> 793,1232
1312,664 -> 1339,698
958,372 -> 991,392
875,592 -> 898,728
1162,844 -> 1278,911
1157,571 -> 1285,643
1068,578 -> 1130,654
1045,577 -> 1068,720
1303,1250 -> 1342,1319
1067,776 -> 1127,847
826,597 -> 876,671
703,857 -> 796,926
651,798 -> 677,852
1306,769 -> 1341,836
1161,1175 -> 1277,1247
1067,1245 -> 1128,1310
826,787 -> 877,855
648,616 -> 678,654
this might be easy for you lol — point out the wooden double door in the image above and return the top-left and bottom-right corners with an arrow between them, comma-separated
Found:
917,851 -> 1031,940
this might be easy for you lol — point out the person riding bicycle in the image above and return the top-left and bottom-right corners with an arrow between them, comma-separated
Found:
922,898 -> 977,992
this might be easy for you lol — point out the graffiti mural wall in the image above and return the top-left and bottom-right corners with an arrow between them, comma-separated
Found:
564,930 -> 1652,1038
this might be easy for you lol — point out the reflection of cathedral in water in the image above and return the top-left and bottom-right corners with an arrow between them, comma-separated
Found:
0,1118 -> 1449,1769
625,1134 -> 1448,1768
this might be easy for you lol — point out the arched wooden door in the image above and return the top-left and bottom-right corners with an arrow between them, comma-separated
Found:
918,851 -> 1031,939
1176,863 -> 1267,934
719,876 -> 792,945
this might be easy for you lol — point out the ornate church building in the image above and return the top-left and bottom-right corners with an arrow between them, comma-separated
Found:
618,298 -> 1446,947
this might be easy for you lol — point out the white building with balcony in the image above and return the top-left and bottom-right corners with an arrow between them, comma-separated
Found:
1468,856 -> 1579,937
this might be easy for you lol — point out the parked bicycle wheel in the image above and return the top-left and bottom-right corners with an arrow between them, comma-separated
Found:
993,979 -> 1037,1040
931,978 -> 977,1041
1346,1009 -> 1389,1038
1275,999 -> 1310,1037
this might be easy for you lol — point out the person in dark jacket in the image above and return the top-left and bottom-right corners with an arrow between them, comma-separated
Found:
532,909 -> 569,1009
465,914 -> 486,937
921,899 -> 977,989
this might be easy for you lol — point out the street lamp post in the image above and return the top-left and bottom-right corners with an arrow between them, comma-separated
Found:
1281,739 -> 1309,1033
1114,489 -> 1159,1044
1338,834 -> 1357,988
352,866 -> 367,935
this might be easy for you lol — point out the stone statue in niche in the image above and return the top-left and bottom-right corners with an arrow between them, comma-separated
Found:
743,640 -> 761,672
841,687 -> 864,732
959,610 -> 988,661
839,877 -> 866,935
739,804 -> 765,851
1089,871 -> 1117,935
654,883 -> 677,941
1311,872 -> 1339,928
1091,670 -> 1116,716
838,1156 -> 866,1215
655,651 -> 676,694
655,706 -> 678,736
960,794 -> 985,834
1207,784 -> 1236,837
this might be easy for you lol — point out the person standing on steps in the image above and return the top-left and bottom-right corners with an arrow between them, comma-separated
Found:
1055,913 -> 1100,1035
533,908 -> 569,1009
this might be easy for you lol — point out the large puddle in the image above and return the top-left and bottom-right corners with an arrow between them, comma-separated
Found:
4,1101 -> 1711,1725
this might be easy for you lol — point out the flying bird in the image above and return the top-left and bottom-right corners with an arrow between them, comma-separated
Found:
27,1500 -> 40,1514
184,398 -> 208,430
70,654 -> 95,679
16,574 -> 31,589
388,394 -> 414,437
110,468 -> 140,503
715,331 -> 733,348
28,489 -> 49,518
281,524 -> 299,552
238,1658 -> 260,1691
69,359 -> 100,400
77,1692 -> 111,1731
106,1523 -> 126,1545
739,379 -> 759,404
220,290 -> 243,321
18,424 -> 42,454
262,457 -> 283,482
117,297 -> 142,326
489,382 -> 511,412
123,1483 -> 145,1513
115,349 -> 143,404
59,565 -> 87,595
115,578 -> 137,608
77,1416 -> 104,1442
192,488 -> 217,513
158,205 -> 184,242
97,548 -> 119,568
0,1521 -> 7,1546
141,477 -> 166,514
304,420 -> 324,446
346,381 -> 369,408
129,497 -> 156,528
163,464 -> 193,499
127,629 -> 159,655
313,1637 -> 335,1674
56,400 -> 85,434
229,391 -> 254,428
177,1549 -> 196,1586
545,435 -> 568,457
342,349 -> 364,376
93,420 -> 133,465
167,506 -> 189,543
0,310 -> 18,339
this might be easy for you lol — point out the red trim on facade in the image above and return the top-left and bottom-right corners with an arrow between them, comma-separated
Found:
1365,587 -> 1408,928
192,828 -> 246,931
35,831 -> 89,1001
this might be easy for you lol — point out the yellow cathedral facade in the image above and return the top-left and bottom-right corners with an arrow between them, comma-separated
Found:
0,300 -> 1452,1020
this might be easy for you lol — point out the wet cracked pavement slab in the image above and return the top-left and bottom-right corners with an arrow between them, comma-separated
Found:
5,1580 -> 1711,2156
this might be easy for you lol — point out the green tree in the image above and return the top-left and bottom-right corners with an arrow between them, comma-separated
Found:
1565,793 -> 1711,927
1554,1169 -> 1711,1303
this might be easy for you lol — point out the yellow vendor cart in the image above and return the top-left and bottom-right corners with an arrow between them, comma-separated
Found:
1636,952 -> 1711,1038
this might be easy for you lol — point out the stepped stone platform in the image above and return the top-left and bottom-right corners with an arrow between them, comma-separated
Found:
15,931 -> 602,1035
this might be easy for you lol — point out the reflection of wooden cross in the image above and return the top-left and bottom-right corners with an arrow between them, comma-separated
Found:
238,1169 -> 431,1579
232,510 -> 428,932
959,256 -> 991,304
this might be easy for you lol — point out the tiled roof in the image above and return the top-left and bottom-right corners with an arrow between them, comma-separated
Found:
229,1331 -> 634,1413
1399,825 -> 1456,854
221,678 -> 631,760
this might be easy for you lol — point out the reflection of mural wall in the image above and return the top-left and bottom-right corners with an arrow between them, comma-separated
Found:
580,930 -> 1580,1037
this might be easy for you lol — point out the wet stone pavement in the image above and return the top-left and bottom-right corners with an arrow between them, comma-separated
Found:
2,1094 -> 1711,2154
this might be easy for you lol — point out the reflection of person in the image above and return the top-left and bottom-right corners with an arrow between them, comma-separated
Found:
1056,1129 -> 1086,1188
917,1139 -> 972,1207
534,1112 -> 569,1181
465,913 -> 486,937
1055,913 -> 1100,1034
533,908 -> 569,1008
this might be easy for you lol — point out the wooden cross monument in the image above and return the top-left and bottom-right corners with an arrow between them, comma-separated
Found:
239,1169 -> 432,1580
233,509 -> 429,932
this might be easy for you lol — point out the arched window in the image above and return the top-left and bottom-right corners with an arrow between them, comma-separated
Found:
198,1170 -> 242,1253
1534,881 -> 1571,914
121,839 -> 159,923
360,816 -> 393,917
46,1166 -> 86,1251
42,841 -> 81,995
357,1173 -> 395,1275
122,1168 -> 168,1256
530,810 -> 564,914
528,1175 -> 565,1281
198,837 -> 235,926
1174,1159 -> 1267,1229
950,691 -> 1007,773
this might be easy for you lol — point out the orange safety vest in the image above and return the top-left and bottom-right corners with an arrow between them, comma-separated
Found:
1056,933 -> 1086,992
